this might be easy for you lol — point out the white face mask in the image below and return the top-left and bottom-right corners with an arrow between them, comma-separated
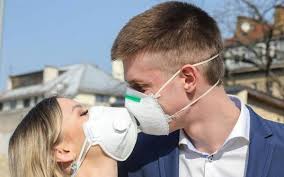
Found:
125,54 -> 220,136
71,106 -> 138,177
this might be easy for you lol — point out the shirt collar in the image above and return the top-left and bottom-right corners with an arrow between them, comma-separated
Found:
179,95 -> 250,155
226,95 -> 250,143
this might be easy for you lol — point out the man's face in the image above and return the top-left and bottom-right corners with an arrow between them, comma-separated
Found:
123,52 -> 190,129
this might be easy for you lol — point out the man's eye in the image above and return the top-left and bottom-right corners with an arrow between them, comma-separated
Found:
136,87 -> 145,93
80,110 -> 88,116
132,85 -> 146,93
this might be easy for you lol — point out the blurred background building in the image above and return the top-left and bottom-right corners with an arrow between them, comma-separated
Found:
224,5 -> 284,123
0,64 -> 126,164
0,1 -> 284,177
224,5 -> 284,97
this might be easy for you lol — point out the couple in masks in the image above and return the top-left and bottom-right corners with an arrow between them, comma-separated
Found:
9,1 -> 284,177
8,51 -> 218,177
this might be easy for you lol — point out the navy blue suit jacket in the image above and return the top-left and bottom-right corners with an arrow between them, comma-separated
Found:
118,107 -> 284,177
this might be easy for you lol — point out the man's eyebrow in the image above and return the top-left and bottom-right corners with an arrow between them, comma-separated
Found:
72,104 -> 83,112
127,79 -> 147,85
127,80 -> 137,86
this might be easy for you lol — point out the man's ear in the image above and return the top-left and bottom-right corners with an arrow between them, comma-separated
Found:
180,65 -> 197,93
54,144 -> 75,163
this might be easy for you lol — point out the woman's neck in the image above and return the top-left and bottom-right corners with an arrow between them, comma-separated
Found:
76,146 -> 117,177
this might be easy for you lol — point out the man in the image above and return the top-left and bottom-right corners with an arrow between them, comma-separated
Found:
111,1 -> 284,177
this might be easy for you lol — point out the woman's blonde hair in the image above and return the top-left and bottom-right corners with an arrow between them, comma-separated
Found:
8,96 -> 64,177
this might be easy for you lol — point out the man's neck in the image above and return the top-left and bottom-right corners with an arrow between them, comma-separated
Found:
183,87 -> 241,154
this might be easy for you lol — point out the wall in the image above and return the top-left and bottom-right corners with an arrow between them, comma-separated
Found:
74,93 -> 96,106
0,107 -> 30,177
226,73 -> 284,99
43,66 -> 59,83
248,97 -> 284,123
235,91 -> 284,123
74,93 -> 113,106
0,154 -> 9,177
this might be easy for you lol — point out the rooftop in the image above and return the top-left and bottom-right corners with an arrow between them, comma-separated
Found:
0,64 -> 127,101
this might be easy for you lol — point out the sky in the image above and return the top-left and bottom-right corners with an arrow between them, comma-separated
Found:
0,0 -> 227,90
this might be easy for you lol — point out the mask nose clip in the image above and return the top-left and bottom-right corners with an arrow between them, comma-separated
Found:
153,93 -> 161,99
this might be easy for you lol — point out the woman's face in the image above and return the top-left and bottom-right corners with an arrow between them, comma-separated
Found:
55,98 -> 117,176
57,98 -> 89,157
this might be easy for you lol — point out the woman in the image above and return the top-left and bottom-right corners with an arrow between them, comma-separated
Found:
8,96 -> 136,177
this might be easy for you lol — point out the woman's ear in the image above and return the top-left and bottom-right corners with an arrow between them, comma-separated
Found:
180,65 -> 197,93
54,144 -> 75,163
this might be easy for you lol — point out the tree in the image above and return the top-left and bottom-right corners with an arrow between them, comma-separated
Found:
214,0 -> 284,98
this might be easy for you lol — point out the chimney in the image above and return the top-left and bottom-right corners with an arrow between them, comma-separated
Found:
273,5 -> 284,36
112,60 -> 124,81
43,66 -> 58,83
6,77 -> 12,90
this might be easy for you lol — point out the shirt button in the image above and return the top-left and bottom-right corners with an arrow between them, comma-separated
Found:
208,155 -> 214,162
179,144 -> 186,151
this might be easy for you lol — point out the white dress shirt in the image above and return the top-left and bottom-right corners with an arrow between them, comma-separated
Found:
179,95 -> 251,177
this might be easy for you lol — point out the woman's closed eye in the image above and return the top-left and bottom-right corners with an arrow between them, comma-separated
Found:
80,110 -> 88,116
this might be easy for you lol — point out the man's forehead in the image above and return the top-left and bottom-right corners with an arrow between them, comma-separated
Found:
124,63 -> 154,84
123,52 -> 162,82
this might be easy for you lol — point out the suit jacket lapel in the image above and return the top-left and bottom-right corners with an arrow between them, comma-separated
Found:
155,107 -> 274,177
157,131 -> 180,177
245,107 -> 274,177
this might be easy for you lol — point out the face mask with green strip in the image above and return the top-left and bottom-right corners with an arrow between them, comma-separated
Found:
125,94 -> 141,103
124,53 -> 220,136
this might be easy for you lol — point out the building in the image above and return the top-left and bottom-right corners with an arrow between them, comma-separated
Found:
223,5 -> 284,100
0,64 -> 126,108
0,63 -> 126,155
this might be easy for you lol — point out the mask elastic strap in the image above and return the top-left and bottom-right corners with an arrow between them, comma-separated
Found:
192,54 -> 219,67
155,69 -> 181,98
168,79 -> 220,121
154,54 -> 219,98
71,139 -> 92,177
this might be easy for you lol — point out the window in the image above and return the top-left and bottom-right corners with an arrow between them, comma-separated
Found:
252,82 -> 258,90
0,102 -> 3,111
110,97 -> 125,107
96,95 -> 109,103
23,98 -> 31,108
11,71 -> 43,89
34,96 -> 43,104
10,100 -> 17,110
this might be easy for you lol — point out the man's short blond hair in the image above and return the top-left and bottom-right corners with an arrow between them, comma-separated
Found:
111,1 -> 224,85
